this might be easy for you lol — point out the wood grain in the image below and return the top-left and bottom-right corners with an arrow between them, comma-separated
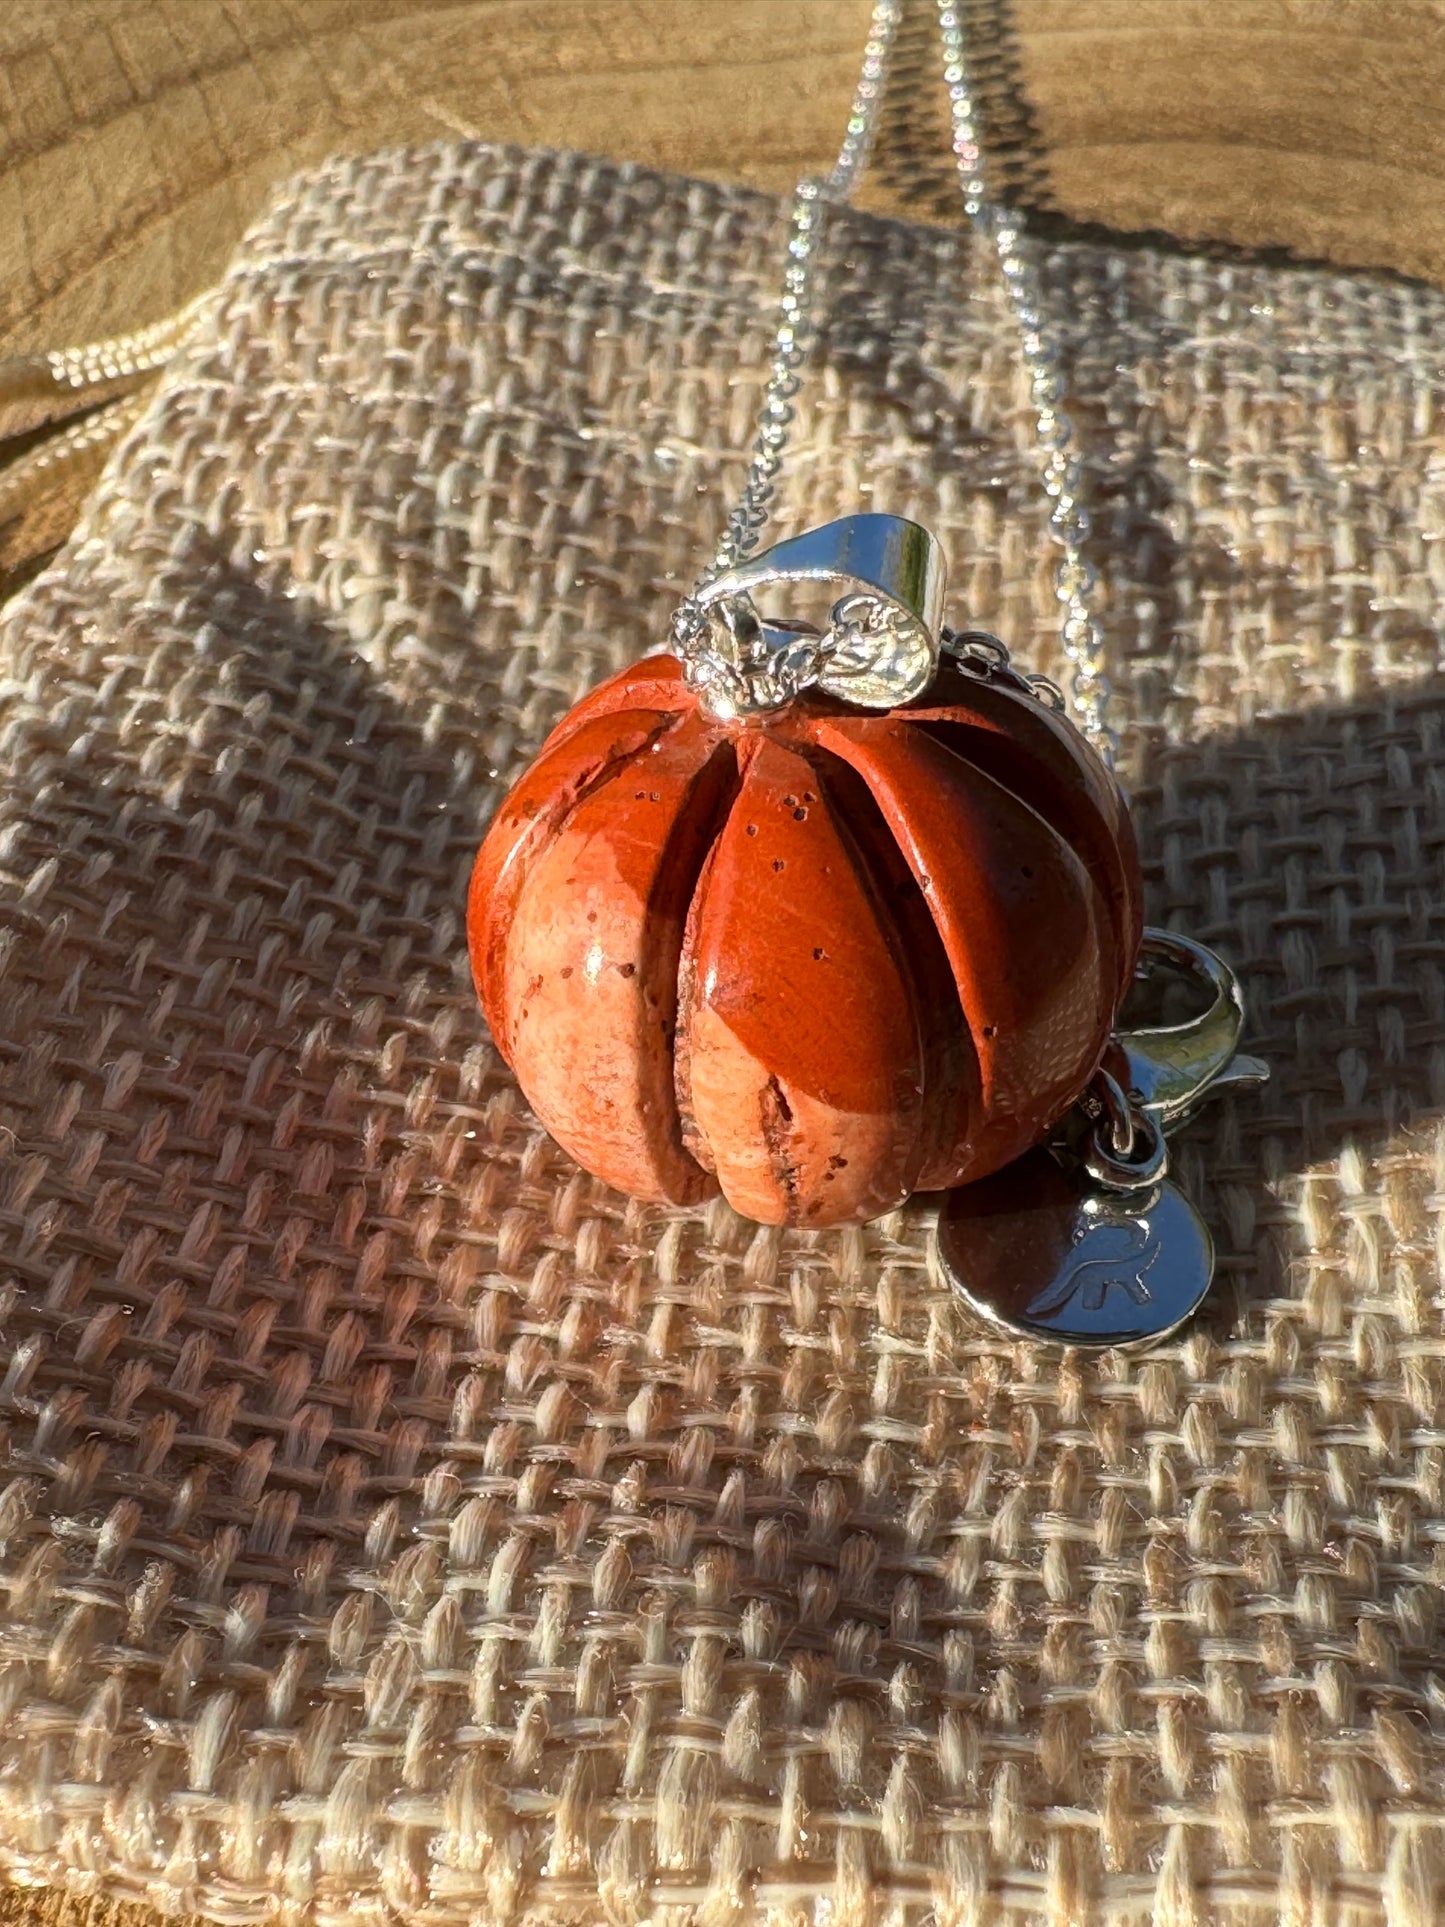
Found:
2,0 -> 1445,368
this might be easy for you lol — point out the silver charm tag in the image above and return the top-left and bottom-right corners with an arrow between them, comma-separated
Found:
934,1147 -> 1214,1350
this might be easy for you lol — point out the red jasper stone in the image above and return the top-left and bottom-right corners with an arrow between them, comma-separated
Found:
468,653 -> 1142,1227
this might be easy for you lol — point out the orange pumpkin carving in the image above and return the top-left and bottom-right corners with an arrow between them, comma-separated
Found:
468,652 -> 1142,1227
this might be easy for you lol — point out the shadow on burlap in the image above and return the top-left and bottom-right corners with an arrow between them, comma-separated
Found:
1,141 -> 1445,1927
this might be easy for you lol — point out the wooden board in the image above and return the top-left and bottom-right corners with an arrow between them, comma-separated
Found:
2,0 -> 1445,367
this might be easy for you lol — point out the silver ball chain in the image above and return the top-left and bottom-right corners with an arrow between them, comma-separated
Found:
673,0 -> 1116,763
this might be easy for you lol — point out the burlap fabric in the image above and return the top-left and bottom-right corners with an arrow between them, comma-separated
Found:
1,138 -> 1443,1927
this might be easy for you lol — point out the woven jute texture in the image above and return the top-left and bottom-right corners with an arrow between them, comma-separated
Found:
2,139 -> 1445,1927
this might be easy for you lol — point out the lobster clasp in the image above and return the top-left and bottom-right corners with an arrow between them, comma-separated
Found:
681,513 -> 947,717
1112,930 -> 1269,1133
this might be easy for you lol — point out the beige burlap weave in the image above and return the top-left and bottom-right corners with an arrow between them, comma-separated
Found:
1,136 -> 1445,1927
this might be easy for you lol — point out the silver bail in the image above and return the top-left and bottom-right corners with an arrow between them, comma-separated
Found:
682,513 -> 946,717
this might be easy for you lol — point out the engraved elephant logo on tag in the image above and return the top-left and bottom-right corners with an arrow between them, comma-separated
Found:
934,1147 -> 1216,1348
1026,1201 -> 1161,1319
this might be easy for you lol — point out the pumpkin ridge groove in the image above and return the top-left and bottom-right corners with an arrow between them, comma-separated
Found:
759,1074 -> 801,1210
529,652 -> 689,760
798,741 -> 971,1194
909,713 -> 1135,992
676,734 -> 925,1223
810,716 -> 1109,1182
486,712 -> 730,1204
673,829 -> 720,1177
469,709 -> 680,1042
628,731 -> 740,1186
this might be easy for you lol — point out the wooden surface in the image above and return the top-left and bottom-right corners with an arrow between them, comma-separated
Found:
3,0 -> 1445,367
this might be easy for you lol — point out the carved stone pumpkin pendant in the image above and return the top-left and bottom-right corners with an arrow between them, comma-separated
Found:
467,514 -> 1146,1229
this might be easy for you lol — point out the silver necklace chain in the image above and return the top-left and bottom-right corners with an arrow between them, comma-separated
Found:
672,0 -> 1115,761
